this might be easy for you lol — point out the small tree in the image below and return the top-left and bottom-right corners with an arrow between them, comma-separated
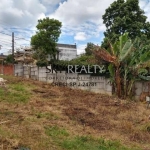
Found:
31,17 -> 62,66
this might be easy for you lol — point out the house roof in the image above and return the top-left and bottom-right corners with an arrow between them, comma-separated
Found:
57,43 -> 76,49
0,54 -> 7,60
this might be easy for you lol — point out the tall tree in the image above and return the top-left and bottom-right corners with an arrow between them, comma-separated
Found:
102,0 -> 150,47
31,17 -> 62,66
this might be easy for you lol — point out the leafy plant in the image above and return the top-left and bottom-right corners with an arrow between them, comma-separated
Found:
94,33 -> 150,98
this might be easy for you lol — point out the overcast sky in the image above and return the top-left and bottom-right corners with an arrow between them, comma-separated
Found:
0,0 -> 150,55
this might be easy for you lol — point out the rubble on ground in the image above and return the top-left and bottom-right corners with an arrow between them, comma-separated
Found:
0,77 -> 7,87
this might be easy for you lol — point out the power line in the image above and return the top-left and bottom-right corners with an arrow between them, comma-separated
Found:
0,20 -> 34,43
0,31 -> 30,42
0,43 -> 24,49
0,19 -> 35,43
0,40 -> 12,44
0,42 -> 11,46
11,27 -> 36,32
15,37 -> 30,42
0,31 -> 11,37
0,37 -> 11,41
0,42 -> 23,47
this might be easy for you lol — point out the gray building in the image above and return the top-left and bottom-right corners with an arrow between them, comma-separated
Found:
57,43 -> 77,61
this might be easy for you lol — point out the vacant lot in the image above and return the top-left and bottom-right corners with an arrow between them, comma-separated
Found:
0,75 -> 150,150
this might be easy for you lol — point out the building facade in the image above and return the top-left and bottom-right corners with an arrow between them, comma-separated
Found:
57,43 -> 77,61
14,43 -> 77,64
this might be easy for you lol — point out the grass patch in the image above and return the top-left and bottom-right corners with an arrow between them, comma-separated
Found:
10,84 -> 26,91
45,126 -> 139,150
45,126 -> 69,138
61,136 -> 138,150
0,83 -> 31,103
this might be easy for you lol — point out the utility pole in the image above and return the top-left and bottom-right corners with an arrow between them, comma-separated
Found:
12,32 -> 14,63
12,32 -> 15,75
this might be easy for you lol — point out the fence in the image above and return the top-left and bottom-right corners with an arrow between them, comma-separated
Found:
0,64 -> 14,75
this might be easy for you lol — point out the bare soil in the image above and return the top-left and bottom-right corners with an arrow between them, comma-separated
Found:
0,76 -> 150,150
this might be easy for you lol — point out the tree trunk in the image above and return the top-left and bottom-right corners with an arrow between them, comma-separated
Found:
115,67 -> 121,98
123,68 -> 128,99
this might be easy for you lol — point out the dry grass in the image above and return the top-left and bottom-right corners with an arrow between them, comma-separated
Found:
0,75 -> 150,150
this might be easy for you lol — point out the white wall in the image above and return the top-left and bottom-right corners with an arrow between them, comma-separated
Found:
58,47 -> 77,61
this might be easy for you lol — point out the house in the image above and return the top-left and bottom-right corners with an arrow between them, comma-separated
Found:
14,47 -> 34,64
0,53 -> 7,61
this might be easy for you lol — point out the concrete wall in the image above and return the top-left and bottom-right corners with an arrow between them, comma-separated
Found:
134,81 -> 150,100
14,64 -> 112,96
15,64 -> 24,77
14,64 -> 150,99
31,66 -> 38,80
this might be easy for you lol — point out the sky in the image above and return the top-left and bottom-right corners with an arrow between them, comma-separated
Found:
0,0 -> 150,55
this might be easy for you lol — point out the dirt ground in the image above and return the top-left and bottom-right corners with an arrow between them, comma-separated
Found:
0,76 -> 150,150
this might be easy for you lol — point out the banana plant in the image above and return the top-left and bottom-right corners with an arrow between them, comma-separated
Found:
94,33 -> 134,98
125,39 -> 150,97
94,32 -> 150,98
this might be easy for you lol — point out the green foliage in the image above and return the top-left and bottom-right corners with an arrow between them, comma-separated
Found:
51,54 -> 108,75
31,17 -> 62,66
69,54 -> 97,66
114,33 -> 150,73
0,83 -> 31,103
102,0 -> 150,47
52,54 -> 96,69
62,137 -> 140,150
5,54 -> 14,64
45,126 -> 139,150
45,126 -> 69,138
32,48 -> 48,67
108,64 -> 115,83
85,42 -> 95,55
95,32 -> 150,98
119,34 -> 150,97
